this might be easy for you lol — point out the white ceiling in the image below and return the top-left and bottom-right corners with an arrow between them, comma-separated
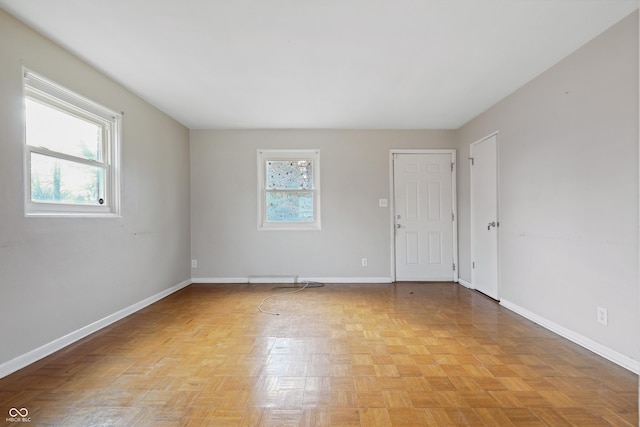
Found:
1,0 -> 637,130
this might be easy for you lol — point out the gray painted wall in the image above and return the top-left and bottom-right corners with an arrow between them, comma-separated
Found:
456,11 -> 639,361
0,10 -> 191,367
190,130 -> 455,281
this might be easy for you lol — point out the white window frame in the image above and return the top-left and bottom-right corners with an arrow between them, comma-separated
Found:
257,149 -> 321,231
23,69 -> 122,217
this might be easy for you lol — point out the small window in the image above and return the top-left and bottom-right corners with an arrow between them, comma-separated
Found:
258,149 -> 321,230
23,70 -> 121,217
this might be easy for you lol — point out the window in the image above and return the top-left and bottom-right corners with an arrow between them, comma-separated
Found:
23,69 -> 121,216
257,149 -> 320,230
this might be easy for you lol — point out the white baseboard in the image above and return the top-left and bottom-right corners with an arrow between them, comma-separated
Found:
457,278 -> 472,288
191,276 -> 394,284
500,299 -> 639,374
303,277 -> 393,284
191,277 -> 249,284
249,275 -> 298,284
0,279 -> 191,379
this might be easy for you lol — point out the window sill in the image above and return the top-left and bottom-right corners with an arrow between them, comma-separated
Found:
25,211 -> 122,219
258,224 -> 321,231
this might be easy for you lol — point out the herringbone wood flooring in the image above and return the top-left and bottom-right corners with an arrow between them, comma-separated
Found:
1,283 -> 637,426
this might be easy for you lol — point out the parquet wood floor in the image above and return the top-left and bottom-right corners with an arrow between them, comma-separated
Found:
1,282 -> 637,426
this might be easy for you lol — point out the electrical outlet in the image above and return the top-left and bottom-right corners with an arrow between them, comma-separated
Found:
361,258 -> 368,267
191,259 -> 197,268
597,306 -> 607,325
378,199 -> 388,207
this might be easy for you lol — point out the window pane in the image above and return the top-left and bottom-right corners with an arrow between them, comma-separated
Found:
266,160 -> 313,190
31,152 -> 105,205
26,98 -> 102,162
266,191 -> 314,222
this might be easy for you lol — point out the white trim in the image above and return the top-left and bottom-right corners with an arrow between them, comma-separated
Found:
389,153 -> 397,281
23,69 -> 121,120
389,149 -> 458,282
191,277 -> 249,284
249,275 -> 298,284
192,277 -> 394,284
0,279 -> 191,379
302,277 -> 393,284
500,299 -> 639,374
451,152 -> 458,282
257,149 -> 321,231
457,278 -> 472,289
22,67 -> 122,217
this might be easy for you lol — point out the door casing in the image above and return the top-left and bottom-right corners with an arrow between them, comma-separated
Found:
389,149 -> 458,282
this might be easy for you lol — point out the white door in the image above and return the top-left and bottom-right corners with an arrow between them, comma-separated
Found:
470,134 -> 499,299
394,153 -> 454,281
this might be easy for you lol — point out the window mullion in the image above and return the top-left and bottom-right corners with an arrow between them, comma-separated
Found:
266,188 -> 314,192
28,146 -> 106,169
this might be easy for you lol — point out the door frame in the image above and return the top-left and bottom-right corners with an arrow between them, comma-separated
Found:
389,149 -> 458,282
469,132 -> 500,298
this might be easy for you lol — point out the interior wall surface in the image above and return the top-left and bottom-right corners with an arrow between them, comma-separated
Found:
190,129 -> 456,281
0,9 -> 191,369
456,11 -> 639,362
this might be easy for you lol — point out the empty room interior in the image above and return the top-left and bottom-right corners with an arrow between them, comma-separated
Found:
0,1 -> 639,426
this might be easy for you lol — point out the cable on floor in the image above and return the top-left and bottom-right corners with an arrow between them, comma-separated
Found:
258,280 -> 324,315
271,282 -> 325,290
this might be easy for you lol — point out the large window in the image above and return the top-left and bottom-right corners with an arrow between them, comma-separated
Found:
257,149 -> 321,230
23,70 -> 121,216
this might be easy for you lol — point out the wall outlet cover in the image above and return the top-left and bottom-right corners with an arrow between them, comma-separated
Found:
597,307 -> 607,325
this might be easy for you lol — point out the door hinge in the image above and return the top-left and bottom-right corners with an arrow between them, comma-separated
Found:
468,157 -> 474,166
472,262 -> 475,269
451,162 -> 454,172
453,263 -> 456,271
452,212 -> 455,221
